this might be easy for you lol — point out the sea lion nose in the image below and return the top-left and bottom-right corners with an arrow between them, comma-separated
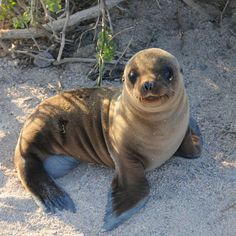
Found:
143,81 -> 154,91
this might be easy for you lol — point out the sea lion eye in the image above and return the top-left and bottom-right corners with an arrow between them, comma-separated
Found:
128,71 -> 138,84
162,66 -> 173,81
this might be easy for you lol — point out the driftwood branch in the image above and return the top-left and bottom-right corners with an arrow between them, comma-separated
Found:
0,0 -> 124,39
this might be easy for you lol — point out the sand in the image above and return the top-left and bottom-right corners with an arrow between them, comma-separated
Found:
0,0 -> 235,235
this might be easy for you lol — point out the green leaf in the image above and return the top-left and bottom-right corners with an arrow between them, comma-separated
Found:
12,10 -> 30,29
96,28 -> 116,63
44,0 -> 62,13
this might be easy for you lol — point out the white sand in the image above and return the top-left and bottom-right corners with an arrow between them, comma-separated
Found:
0,0 -> 235,235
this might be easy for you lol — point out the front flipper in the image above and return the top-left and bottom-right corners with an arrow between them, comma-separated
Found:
102,161 -> 149,231
175,117 -> 203,159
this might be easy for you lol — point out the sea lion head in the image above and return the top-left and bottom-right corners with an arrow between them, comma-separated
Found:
122,48 -> 184,112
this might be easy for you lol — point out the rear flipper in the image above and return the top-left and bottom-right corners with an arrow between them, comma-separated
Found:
43,155 -> 79,179
102,160 -> 149,231
15,154 -> 77,213
175,117 -> 203,159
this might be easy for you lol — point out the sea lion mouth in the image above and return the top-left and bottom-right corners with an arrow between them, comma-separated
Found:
140,94 -> 168,103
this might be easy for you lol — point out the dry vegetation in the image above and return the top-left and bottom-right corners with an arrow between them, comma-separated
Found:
0,0 -> 235,80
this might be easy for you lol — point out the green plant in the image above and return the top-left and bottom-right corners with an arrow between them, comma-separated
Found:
0,0 -> 62,29
96,27 -> 116,86
12,10 -> 30,29
0,0 -> 17,21
44,0 -> 62,12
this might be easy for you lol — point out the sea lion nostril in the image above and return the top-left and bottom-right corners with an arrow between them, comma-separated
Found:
143,81 -> 154,91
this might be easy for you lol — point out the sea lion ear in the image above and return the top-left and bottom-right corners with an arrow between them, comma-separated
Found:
180,67 -> 184,74
121,75 -> 125,83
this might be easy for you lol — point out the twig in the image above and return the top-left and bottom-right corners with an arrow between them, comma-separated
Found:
114,5 -> 127,12
77,27 -> 95,49
39,0 -> 58,40
3,44 -> 125,66
109,34 -> 133,78
177,0 -> 184,50
97,0 -> 106,86
100,0 -> 106,30
69,0 -> 76,15
30,35 -> 41,51
222,202 -> 236,213
10,49 -> 55,62
115,35 -> 132,65
30,0 -> 36,25
220,0 -> 229,27
104,0 -> 114,34
182,0 -> 213,20
93,0 -> 103,42
57,80 -> 64,90
57,0 -> 70,61
230,29 -> 236,37
106,8 -> 113,34
109,26 -> 134,76
111,26 -> 134,39
16,0 -> 28,11
0,0 -> 124,39
155,0 -> 162,9
93,14 -> 101,42
53,57 -> 125,65
48,80 -> 64,92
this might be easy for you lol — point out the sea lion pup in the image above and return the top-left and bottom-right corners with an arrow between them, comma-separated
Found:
14,48 -> 202,231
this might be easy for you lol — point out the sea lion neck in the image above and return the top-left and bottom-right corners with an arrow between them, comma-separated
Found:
119,85 -> 183,121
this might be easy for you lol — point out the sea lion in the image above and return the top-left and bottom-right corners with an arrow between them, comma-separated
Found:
14,48 -> 202,231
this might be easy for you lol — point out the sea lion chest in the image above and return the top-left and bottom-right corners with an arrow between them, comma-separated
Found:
108,97 -> 189,171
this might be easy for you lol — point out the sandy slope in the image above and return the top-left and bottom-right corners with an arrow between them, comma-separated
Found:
0,0 -> 235,235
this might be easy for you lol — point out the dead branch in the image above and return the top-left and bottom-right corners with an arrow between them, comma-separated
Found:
30,0 -> 36,25
230,29 -> 236,37
155,0 -> 162,9
16,0 -> 28,11
0,0 -> 124,40
10,49 -> 55,62
2,42 -> 126,67
39,0 -> 60,41
30,35 -> 41,51
220,0 -> 229,27
53,57 -> 126,66
111,26 -> 134,39
57,0 -> 70,61
109,32 -> 133,77
93,12 -> 101,42
77,27 -> 95,48
102,0 -> 114,34
182,0 -> 214,20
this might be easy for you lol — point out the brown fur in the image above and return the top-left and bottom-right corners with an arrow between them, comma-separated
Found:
14,48 -> 202,223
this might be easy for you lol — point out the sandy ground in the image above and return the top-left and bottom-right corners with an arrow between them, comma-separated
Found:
0,0 -> 236,235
